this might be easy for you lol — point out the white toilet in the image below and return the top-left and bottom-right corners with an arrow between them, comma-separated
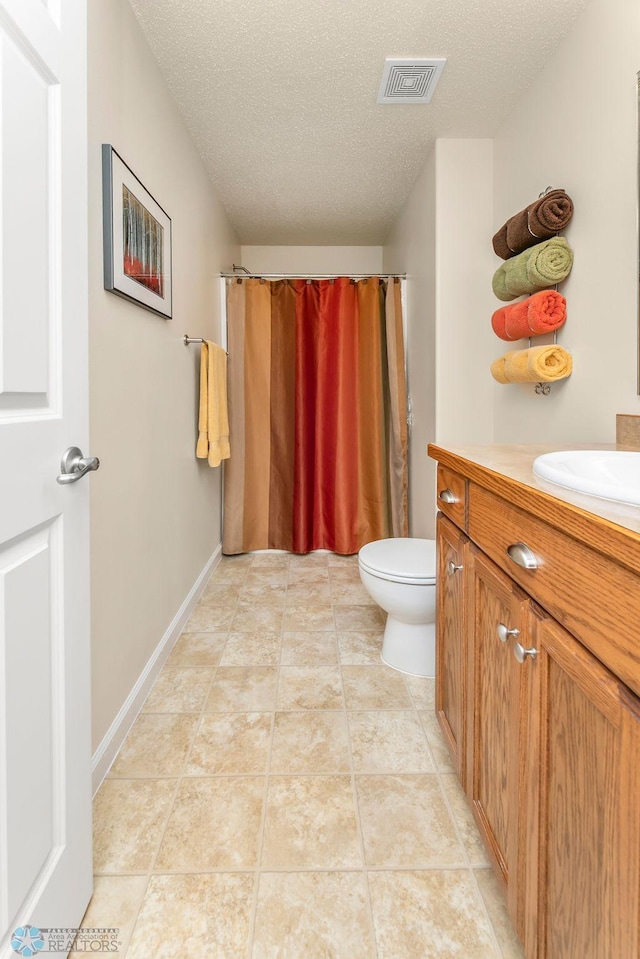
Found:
358,537 -> 437,677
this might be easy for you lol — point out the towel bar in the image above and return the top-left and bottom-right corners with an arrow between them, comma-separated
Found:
184,335 -> 228,355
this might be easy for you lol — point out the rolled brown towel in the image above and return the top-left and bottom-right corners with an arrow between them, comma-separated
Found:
493,189 -> 574,259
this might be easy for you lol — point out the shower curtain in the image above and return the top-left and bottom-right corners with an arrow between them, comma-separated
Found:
223,276 -> 408,555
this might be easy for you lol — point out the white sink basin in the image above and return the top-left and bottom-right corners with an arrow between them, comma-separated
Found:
533,450 -> 640,506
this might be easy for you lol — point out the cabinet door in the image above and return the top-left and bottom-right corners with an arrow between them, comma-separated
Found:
469,550 -> 531,932
531,612 -> 640,959
436,513 -> 470,784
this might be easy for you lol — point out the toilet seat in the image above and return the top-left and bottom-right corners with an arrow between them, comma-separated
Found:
358,537 -> 436,586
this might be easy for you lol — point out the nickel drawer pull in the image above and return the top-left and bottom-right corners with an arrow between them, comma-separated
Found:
506,542 -> 538,570
514,642 -> 537,663
448,561 -> 464,575
439,489 -> 456,504
497,623 -> 519,643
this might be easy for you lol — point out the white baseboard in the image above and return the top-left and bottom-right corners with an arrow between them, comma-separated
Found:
91,543 -> 222,794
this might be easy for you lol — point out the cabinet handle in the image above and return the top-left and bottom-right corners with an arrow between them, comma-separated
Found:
439,489 -> 456,504
497,623 -> 519,643
514,641 -> 537,663
448,561 -> 464,574
506,542 -> 538,570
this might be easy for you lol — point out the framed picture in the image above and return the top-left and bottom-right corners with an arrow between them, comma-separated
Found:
102,144 -> 172,318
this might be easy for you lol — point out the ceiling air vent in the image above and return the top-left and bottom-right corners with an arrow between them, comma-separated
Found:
377,58 -> 446,104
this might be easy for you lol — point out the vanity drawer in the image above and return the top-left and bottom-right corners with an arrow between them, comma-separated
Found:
468,483 -> 640,697
437,465 -> 467,529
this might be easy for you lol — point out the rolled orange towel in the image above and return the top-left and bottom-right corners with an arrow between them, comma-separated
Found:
491,290 -> 567,342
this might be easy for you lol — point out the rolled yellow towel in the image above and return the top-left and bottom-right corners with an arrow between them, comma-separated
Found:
491,345 -> 573,384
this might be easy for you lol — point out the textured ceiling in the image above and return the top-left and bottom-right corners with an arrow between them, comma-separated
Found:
128,0 -> 590,245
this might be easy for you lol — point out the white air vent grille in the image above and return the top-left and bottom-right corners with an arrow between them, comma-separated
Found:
377,58 -> 446,104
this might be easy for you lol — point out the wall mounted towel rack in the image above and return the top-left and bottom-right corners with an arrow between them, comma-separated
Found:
533,197 -> 567,395
183,335 -> 228,355
492,187 -> 573,398
530,324 -> 558,395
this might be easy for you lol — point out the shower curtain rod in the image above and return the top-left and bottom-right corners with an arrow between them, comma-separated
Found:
220,272 -> 406,280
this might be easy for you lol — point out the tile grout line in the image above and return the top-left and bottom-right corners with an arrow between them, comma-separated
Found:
466,868 -> 507,959
414,701 -> 507,958
122,566 -> 234,959
354,664 -> 475,953
86,876 -> 148,959
244,552 -> 289,958
200,555 -> 261,959
334,555 -> 388,958
93,556 -> 242,957
95,861 -> 494,877
410,692 -> 478,873
427,722 -> 507,958
340,639 -> 380,958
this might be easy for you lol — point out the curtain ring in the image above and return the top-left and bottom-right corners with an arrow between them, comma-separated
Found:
236,277 -> 242,284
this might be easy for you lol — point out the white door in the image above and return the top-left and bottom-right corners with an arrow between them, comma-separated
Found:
0,0 -> 92,953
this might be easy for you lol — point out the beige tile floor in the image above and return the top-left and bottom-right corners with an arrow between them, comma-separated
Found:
87,551 -> 525,958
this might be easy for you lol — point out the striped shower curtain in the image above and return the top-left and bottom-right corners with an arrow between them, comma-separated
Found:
223,276 -> 408,555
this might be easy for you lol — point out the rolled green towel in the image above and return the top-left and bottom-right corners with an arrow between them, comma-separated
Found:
492,237 -> 574,301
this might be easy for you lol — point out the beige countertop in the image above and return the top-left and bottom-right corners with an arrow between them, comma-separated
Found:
428,442 -> 640,564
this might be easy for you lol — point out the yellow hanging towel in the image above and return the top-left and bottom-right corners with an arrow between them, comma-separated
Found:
196,341 -> 230,466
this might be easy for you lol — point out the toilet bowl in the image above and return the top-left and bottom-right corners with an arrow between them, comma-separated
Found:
358,537 -> 436,677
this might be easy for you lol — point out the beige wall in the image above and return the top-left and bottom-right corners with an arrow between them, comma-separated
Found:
492,0 -> 640,442
383,140 -> 495,537
88,0 -> 239,751
435,140 -> 496,446
383,153 -> 437,538
240,245 -> 383,274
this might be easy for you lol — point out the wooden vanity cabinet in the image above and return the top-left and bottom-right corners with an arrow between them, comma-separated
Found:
527,609 -> 640,959
435,514 -> 470,785
468,549 -> 531,937
436,464 -> 466,528
433,455 -> 640,959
